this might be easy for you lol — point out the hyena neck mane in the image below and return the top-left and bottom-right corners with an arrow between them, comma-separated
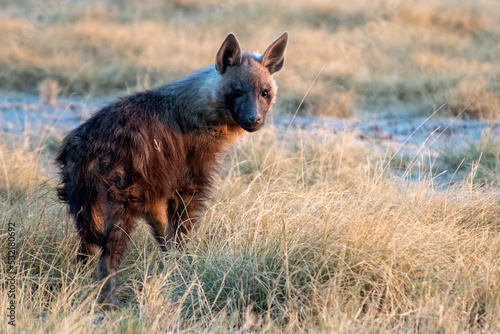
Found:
153,65 -> 237,137
154,67 -> 222,132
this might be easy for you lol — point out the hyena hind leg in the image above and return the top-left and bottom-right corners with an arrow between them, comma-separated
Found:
74,214 -> 102,265
76,239 -> 101,265
97,215 -> 136,307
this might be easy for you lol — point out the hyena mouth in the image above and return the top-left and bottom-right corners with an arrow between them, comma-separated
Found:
241,123 -> 264,132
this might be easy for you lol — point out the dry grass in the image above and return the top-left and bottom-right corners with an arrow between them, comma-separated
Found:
0,135 -> 51,199
38,79 -> 58,106
1,0 -> 500,118
449,80 -> 500,119
1,128 -> 499,333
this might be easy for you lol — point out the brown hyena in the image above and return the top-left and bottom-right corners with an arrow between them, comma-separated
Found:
56,32 -> 288,305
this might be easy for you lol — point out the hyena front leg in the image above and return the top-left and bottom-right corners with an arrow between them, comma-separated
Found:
168,190 -> 205,244
144,199 -> 175,252
145,191 -> 204,250
98,214 -> 136,306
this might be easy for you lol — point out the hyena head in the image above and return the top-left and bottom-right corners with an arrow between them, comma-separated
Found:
214,32 -> 288,132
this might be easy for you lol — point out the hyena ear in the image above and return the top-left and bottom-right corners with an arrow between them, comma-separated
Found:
261,31 -> 288,74
215,33 -> 242,74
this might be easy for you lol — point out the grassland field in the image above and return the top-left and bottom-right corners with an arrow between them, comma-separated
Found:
1,0 -> 500,333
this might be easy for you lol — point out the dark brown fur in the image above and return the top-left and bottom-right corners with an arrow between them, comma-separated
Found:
56,32 -> 288,305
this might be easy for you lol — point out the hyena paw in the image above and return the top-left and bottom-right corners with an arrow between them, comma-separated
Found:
99,293 -> 122,311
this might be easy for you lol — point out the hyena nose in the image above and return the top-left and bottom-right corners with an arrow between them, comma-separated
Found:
247,114 -> 262,124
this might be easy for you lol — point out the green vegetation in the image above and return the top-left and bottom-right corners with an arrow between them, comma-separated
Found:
440,129 -> 500,185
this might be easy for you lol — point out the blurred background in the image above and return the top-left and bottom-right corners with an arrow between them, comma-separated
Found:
1,0 -> 499,119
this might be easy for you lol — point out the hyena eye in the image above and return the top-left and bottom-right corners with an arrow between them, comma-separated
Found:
261,90 -> 269,98
233,89 -> 243,98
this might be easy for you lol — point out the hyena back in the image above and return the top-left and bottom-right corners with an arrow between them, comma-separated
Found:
56,32 -> 288,305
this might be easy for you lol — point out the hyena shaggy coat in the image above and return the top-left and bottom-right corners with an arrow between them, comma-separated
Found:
56,32 -> 288,304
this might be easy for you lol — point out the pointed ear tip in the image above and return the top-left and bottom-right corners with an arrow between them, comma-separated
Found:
274,32 -> 288,46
